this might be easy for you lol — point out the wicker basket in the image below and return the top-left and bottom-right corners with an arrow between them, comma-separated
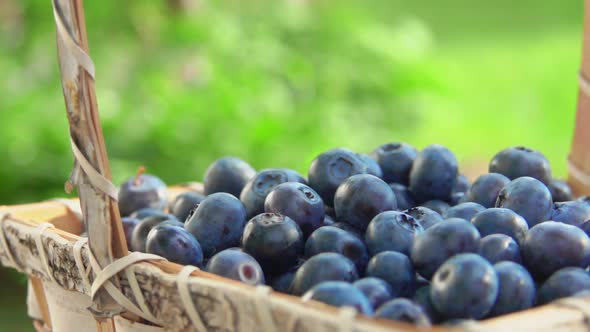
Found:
3,0 -> 590,331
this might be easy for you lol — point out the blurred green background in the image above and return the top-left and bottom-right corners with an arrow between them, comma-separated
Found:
0,0 -> 584,330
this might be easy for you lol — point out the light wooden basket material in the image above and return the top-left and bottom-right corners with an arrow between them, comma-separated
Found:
2,0 -> 590,331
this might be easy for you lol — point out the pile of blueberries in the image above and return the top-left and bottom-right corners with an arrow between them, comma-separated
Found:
116,144 -> 590,326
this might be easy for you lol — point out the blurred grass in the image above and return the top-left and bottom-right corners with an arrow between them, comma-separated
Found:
0,0 -> 584,329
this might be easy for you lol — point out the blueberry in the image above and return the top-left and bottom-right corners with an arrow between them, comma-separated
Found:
268,258 -> 305,294
365,211 -> 423,256
305,226 -> 369,271
421,200 -> 451,215
522,221 -> 590,280
550,201 -> 590,227
464,173 -> 510,208
265,182 -> 325,237
353,277 -> 393,310
370,142 -> 418,185
449,192 -> 465,206
334,174 -> 397,230
365,251 -> 415,298
537,267 -> 590,305
442,202 -> 485,221
118,171 -> 168,217
409,145 -> 458,203
131,214 -> 179,252
452,174 -> 470,195
302,281 -> 373,315
242,213 -> 304,274
308,148 -> 368,207
411,218 -> 480,279
357,153 -> 383,178
121,217 -> 140,247
404,207 -> 444,230
185,193 -> 248,257
489,146 -> 552,185
375,298 -> 431,326
203,157 -> 256,197
280,168 -> 308,185
486,261 -> 535,317
206,248 -> 265,285
471,208 -> 529,244
146,224 -> 203,266
412,286 -> 442,323
169,192 -> 205,222
130,208 -> 167,220
579,220 -> 590,237
290,252 -> 358,295
431,253 -> 499,319
479,234 -> 522,264
321,214 -> 336,227
240,169 -> 306,218
495,177 -> 553,227
389,183 -> 416,211
330,222 -> 364,239
549,179 -> 574,202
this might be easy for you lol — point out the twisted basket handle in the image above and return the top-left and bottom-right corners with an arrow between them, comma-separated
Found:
569,0 -> 590,196
51,0 -> 128,324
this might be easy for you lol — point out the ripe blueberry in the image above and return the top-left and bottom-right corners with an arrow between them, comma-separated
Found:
495,177 -> 553,227
353,277 -> 393,310
537,267 -> 590,305
131,214 -> 179,252
370,142 -> 417,185
365,211 -> 423,256
464,173 -> 510,208
389,183 -> 416,211
206,248 -> 265,285
146,224 -> 203,266
471,208 -> 528,244
305,226 -> 369,271
375,298 -> 431,326
203,157 -> 256,197
549,179 -> 574,202
118,172 -> 168,217
290,252 -> 358,295
169,192 -> 204,222
302,281 -> 373,315
365,251 -> 415,298
121,217 -> 140,247
489,146 -> 552,185
479,234 -> 522,264
550,201 -> 590,227
487,261 -> 535,317
409,145 -> 458,203
404,206 -> 444,230
357,153 -> 383,178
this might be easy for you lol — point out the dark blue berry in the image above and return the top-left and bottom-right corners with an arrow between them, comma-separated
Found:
169,192 -> 205,222
431,253 -> 499,319
487,261 -> 535,317
389,183 -> 415,211
550,201 -> 590,227
443,202 -> 485,221
549,179 -> 574,202
203,157 -> 256,198
489,146 -> 552,185
409,145 -> 458,203
365,211 -> 423,256
479,234 -> 522,264
146,224 -> 203,266
206,248 -> 265,285
240,169 -> 306,218
370,142 -> 417,185
290,252 -> 358,295
365,251 -> 415,297
353,277 -> 393,310
452,174 -> 470,194
268,258 -> 305,294
130,208 -> 167,220
471,208 -> 528,244
375,298 -> 431,326
404,206 -> 444,230
421,200 -> 451,215
242,213 -> 304,274
305,226 -> 369,271
537,267 -> 590,305
308,148 -> 368,207
185,193 -> 248,257
302,281 -> 373,315
334,174 -> 397,230
265,182 -> 325,237
118,174 -> 168,217
411,218 -> 480,279
412,286 -> 442,323
464,173 -> 510,208
495,177 -> 553,227
522,221 -> 590,280
357,153 -> 383,178
131,214 -> 179,252
121,217 -> 140,247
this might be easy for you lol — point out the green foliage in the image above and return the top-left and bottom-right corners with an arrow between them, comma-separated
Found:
0,0 -> 583,207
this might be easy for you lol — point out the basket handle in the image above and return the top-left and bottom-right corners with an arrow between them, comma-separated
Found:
52,0 -> 128,319
569,0 -> 590,196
